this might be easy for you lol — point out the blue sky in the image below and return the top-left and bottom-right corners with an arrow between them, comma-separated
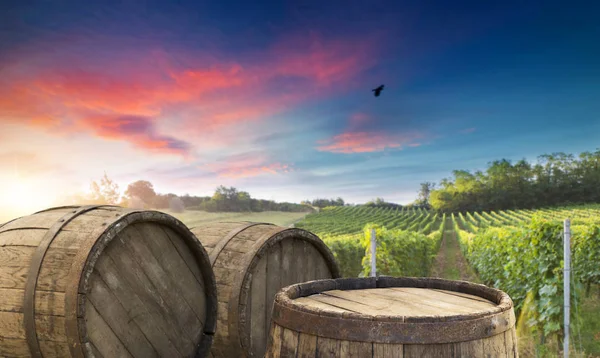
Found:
0,0 -> 598,214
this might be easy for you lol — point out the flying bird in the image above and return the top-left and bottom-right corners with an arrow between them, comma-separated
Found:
372,84 -> 384,97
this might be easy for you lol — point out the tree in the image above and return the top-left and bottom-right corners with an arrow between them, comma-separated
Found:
212,186 -> 238,211
416,182 -> 435,208
308,198 -> 346,208
237,191 -> 251,211
67,172 -> 120,205
365,198 -> 403,209
124,180 -> 156,206
428,148 -> 600,212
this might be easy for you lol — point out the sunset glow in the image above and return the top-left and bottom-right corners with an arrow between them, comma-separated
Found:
0,175 -> 55,220
0,1 -> 598,215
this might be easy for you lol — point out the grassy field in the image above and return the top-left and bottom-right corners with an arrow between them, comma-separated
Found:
160,209 -> 310,228
0,209 -> 310,228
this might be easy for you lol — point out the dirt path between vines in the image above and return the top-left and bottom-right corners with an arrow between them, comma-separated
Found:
430,221 -> 479,282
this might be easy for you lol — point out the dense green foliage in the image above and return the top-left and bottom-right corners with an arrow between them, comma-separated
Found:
430,150 -> 600,212
454,211 -> 600,340
364,197 -> 403,209
302,207 -> 445,277
321,233 -> 364,277
295,206 -> 438,236
360,221 -> 443,277
301,203 -> 600,355
301,197 -> 345,208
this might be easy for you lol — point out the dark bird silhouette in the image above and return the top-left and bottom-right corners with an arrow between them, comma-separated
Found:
372,84 -> 384,97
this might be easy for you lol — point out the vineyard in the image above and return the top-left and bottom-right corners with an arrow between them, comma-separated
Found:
294,204 -> 600,356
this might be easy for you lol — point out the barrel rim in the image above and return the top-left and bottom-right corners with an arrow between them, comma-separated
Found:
207,222 -> 274,266
228,225 -> 342,357
62,207 -> 218,358
271,276 -> 515,344
25,205 -> 107,358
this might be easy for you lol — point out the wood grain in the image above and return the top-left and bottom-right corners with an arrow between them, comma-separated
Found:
94,252 -> 183,358
191,222 -> 339,358
266,277 -> 518,358
0,206 -> 215,358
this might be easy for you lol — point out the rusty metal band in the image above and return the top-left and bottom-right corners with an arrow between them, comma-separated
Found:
24,205 -> 105,358
207,222 -> 273,266
271,300 -> 515,344
229,226 -> 289,354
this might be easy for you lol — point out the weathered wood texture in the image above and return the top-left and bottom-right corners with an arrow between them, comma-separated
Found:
0,205 -> 217,358
266,277 -> 518,358
190,222 -> 341,358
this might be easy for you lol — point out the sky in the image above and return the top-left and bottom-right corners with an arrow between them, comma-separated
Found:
0,0 -> 599,217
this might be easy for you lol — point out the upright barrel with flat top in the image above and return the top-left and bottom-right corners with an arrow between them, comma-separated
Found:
267,277 -> 518,357
190,222 -> 341,358
0,205 -> 217,358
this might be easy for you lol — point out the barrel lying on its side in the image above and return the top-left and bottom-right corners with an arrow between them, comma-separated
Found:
0,206 -> 217,358
190,222 -> 341,358
267,277 -> 518,357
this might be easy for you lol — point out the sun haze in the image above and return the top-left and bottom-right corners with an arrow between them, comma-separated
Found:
0,1 -> 598,220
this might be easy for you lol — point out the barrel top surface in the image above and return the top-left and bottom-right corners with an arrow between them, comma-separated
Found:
295,287 -> 497,318
271,277 -> 516,344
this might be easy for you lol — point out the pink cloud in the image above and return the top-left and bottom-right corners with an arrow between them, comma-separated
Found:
78,115 -> 192,157
317,132 -> 414,153
201,153 -> 293,178
317,112 -> 423,153
0,32 -> 378,156
217,163 -> 292,178
460,127 -> 476,134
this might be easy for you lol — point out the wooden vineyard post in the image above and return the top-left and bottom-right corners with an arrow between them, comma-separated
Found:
564,218 -> 571,358
370,228 -> 376,277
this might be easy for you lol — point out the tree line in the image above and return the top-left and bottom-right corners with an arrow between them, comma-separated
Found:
427,149 -> 600,212
301,198 -> 345,208
63,173 -> 313,213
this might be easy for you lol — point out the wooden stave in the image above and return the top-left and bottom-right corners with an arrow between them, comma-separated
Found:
191,223 -> 341,358
271,276 -> 515,345
1,206 -> 217,358
234,227 -> 341,356
266,321 -> 518,357
71,209 -> 218,358
25,205 -> 107,358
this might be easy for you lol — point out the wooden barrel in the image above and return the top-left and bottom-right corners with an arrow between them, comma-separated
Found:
267,277 -> 517,357
190,222 -> 341,358
0,205 -> 217,358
